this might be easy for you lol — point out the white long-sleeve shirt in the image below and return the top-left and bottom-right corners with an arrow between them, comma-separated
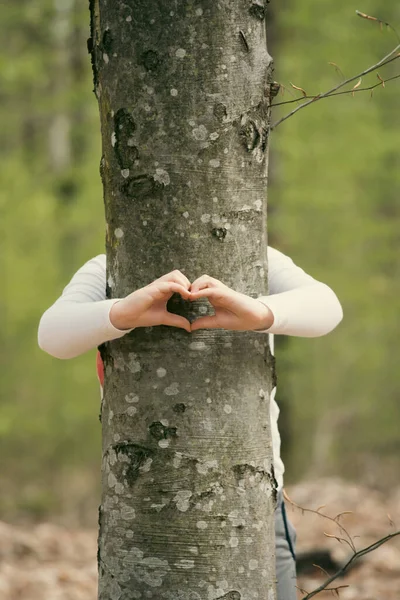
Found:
38,247 -> 343,489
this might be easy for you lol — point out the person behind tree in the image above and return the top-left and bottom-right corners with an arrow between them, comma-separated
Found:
38,246 -> 343,600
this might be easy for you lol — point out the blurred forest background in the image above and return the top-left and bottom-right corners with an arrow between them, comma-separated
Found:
1,0 -> 399,526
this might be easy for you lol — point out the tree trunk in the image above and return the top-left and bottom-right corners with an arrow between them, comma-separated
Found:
89,2 -> 277,599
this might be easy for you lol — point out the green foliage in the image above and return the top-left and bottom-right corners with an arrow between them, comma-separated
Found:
0,0 -> 399,521
271,0 -> 400,482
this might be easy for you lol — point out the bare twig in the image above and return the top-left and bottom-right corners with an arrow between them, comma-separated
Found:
284,490 -> 357,553
270,12 -> 400,130
300,531 -> 400,599
272,69 -> 400,108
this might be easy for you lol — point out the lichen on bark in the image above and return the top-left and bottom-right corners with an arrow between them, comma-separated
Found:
90,1 -> 276,599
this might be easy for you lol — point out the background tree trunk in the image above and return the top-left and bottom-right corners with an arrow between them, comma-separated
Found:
89,2 -> 277,599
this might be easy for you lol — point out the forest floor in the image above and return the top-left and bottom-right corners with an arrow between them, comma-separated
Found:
0,478 -> 399,600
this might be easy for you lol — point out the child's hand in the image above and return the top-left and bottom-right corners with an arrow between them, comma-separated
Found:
189,275 -> 274,332
110,270 -> 191,332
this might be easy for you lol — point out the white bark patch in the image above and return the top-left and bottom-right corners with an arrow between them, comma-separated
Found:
189,546 -> 199,555
126,15 -> 132,22
195,7 -> 203,15
175,48 -> 187,58
164,382 -> 179,396
189,341 -> 207,351
200,213 -> 211,223
108,449 -> 117,466
114,228 -> 123,239
192,125 -> 208,141
209,132 -> 219,141
209,159 -> 221,168
120,504 -> 136,520
127,353 -> 141,373
126,530 -> 134,539
108,410 -> 114,425
170,88 -> 178,96
127,406 -> 137,417
158,439 -> 170,448
154,168 -> 170,186
228,510 -> 246,527
111,132 -> 116,147
196,459 -> 218,475
103,53 -> 109,64
173,490 -> 193,512
121,169 -> 130,178
173,453 -> 183,468
229,537 -> 239,548
175,559 -> 195,569
182,211 -> 189,218
196,521 -> 208,530
151,503 -> 167,512
108,472 -> 117,488
125,393 -> 139,403
249,559 -> 259,571
123,549 -> 170,587
254,199 -> 262,211
139,457 -> 153,473
115,482 -> 125,495
206,397 -> 212,404
157,367 -> 167,378
224,405 -> 232,414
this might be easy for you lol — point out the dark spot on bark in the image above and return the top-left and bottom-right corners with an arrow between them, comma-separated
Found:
114,109 -> 137,169
99,154 -> 105,184
212,227 -> 227,241
113,442 -> 154,486
249,2 -> 266,21
102,29 -> 113,54
88,0 -> 99,91
240,120 -> 260,152
269,81 -> 281,99
149,421 -> 177,441
173,403 -> 186,413
239,30 -> 249,53
97,505 -> 103,571
122,175 -> 156,198
87,37 -> 93,54
141,49 -> 161,71
213,102 -> 227,121
216,592 -> 241,600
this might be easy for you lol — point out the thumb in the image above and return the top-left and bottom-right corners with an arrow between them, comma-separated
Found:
163,312 -> 191,333
190,315 -> 220,331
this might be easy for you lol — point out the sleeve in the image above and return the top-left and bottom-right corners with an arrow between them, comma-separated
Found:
256,247 -> 343,337
38,254 -> 132,359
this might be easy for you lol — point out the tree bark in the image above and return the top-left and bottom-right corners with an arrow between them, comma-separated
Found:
89,2 -> 277,599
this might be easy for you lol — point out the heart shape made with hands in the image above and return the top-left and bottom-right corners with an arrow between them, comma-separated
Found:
110,271 -> 273,333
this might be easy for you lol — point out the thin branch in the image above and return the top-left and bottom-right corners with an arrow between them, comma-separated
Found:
284,490 -> 356,553
301,531 -> 400,599
270,14 -> 400,130
272,67 -> 400,108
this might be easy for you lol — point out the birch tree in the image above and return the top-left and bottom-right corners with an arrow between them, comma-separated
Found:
88,1 -> 277,599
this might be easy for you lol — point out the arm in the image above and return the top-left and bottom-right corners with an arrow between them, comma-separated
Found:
38,255 -> 191,359
189,247 -> 343,337
38,255 -> 128,359
257,246 -> 343,337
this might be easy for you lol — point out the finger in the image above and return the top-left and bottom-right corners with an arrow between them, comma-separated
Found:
163,313 -> 191,332
156,282 -> 191,299
190,275 -> 222,293
157,270 -> 191,289
190,288 -> 223,301
190,316 -> 222,331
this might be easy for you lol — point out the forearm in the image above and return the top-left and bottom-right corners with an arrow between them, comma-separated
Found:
258,283 -> 343,337
38,299 -> 130,359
